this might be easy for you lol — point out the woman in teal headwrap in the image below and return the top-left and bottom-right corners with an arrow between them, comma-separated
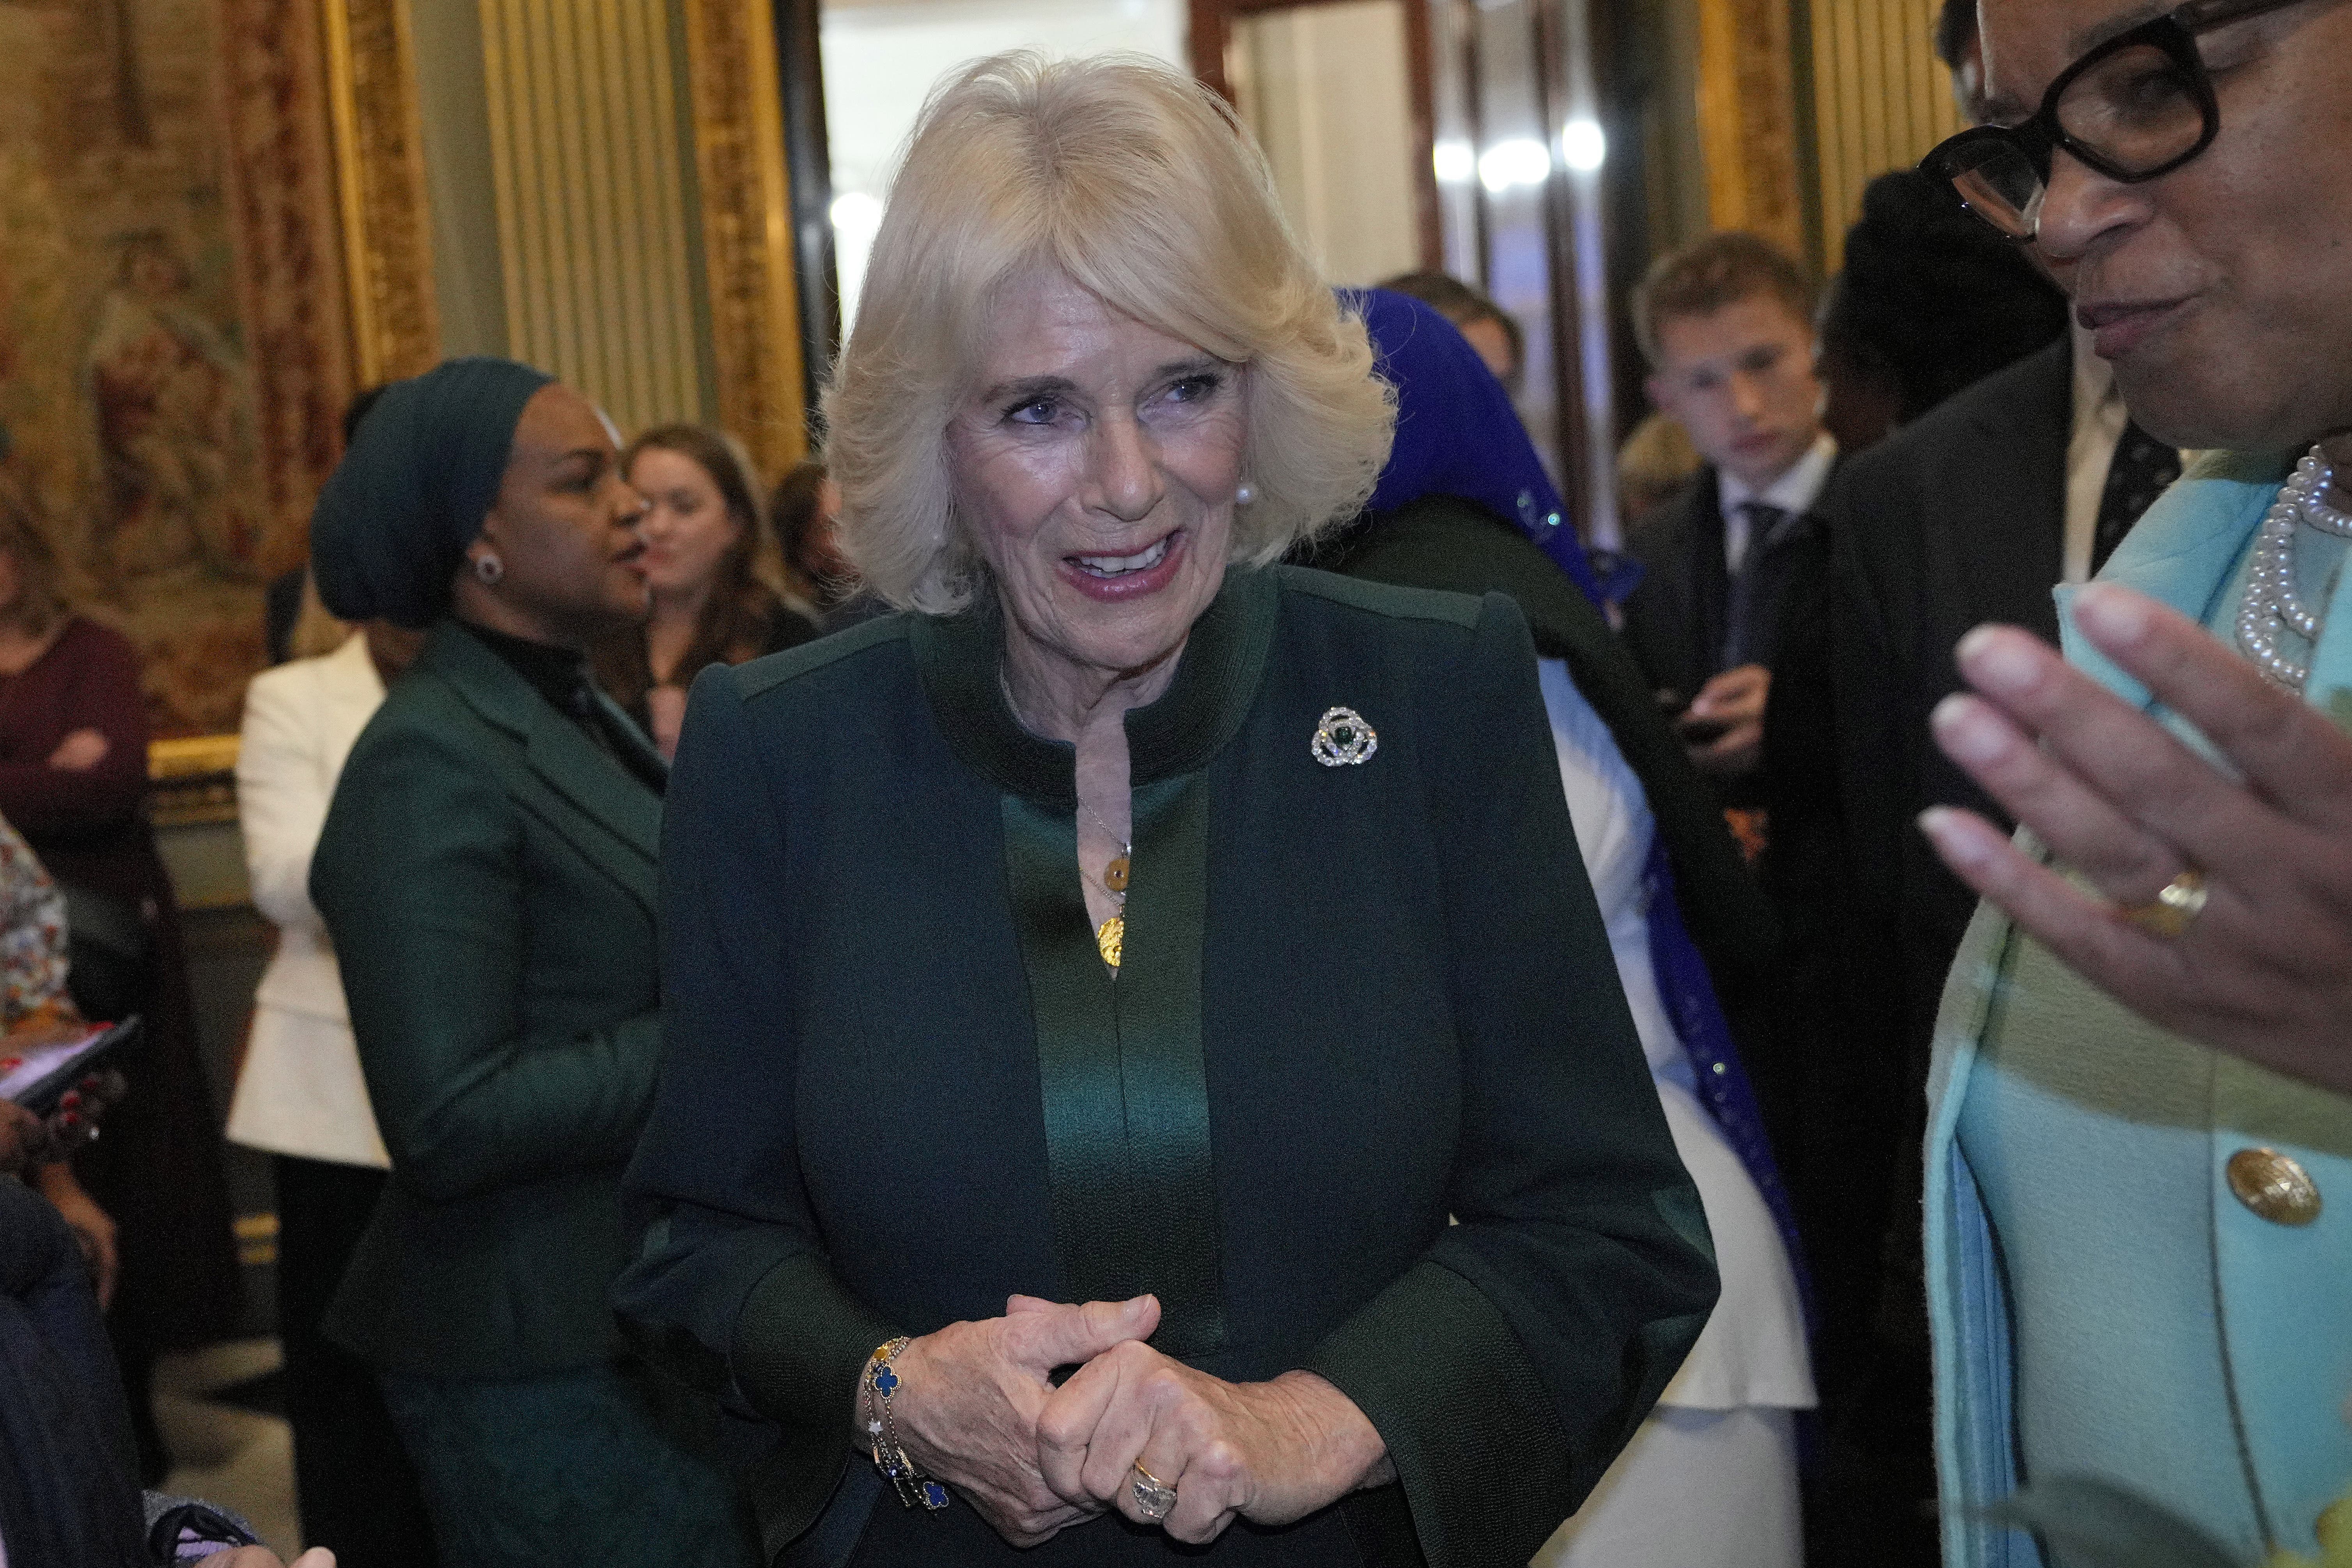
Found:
306,358 -> 756,1567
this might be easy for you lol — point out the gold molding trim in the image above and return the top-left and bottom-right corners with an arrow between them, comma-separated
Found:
682,0 -> 811,478
1695,0 -> 1806,259
149,735 -> 242,830
149,735 -> 243,780
1806,0 -> 1964,271
323,0 -> 442,384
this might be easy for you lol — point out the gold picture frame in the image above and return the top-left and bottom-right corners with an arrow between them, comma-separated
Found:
323,0 -> 443,387
683,0 -> 814,479
320,0 -> 809,471
1695,0 -> 1806,260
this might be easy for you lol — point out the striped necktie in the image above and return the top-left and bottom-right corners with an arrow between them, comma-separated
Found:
1723,501 -> 1790,668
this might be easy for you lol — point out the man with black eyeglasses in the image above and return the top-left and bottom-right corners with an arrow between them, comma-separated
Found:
1894,0 -> 2352,1563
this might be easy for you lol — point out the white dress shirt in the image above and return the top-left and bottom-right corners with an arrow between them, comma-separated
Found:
2063,325 -> 2134,585
1718,432 -> 1838,576
1537,657 -> 1815,1412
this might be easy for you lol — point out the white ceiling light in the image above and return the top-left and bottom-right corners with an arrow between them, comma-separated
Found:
1560,119 -> 1606,173
1476,137 -> 1552,194
829,191 -> 884,240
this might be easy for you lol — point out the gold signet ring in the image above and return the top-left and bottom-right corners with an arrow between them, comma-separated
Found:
2122,869 -> 2208,938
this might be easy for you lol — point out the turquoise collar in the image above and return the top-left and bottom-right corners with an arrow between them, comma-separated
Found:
2055,449 -> 2296,712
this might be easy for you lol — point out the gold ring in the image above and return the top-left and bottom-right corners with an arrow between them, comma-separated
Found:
1131,1462 -> 1178,1522
2122,869 -> 2208,937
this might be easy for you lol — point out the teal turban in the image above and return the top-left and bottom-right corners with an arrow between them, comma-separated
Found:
309,356 -> 555,628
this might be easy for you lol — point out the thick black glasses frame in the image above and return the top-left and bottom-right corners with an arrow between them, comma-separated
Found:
1920,0 -> 2304,223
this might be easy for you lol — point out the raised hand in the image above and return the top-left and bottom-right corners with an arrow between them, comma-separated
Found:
872,1293 -> 1159,1547
1920,583 -> 2352,1095
1035,1341 -> 1391,1546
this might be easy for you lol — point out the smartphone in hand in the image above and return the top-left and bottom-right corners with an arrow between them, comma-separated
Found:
0,1018 -> 139,1118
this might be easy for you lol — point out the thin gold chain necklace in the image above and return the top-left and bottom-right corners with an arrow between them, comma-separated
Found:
998,664 -> 1131,968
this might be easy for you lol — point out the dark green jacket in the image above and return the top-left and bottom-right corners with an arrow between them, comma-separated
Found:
312,619 -> 668,1377
1320,496 -> 1788,1138
618,565 -> 1716,1568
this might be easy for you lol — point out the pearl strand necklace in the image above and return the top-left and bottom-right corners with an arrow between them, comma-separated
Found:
2235,443 -> 2352,692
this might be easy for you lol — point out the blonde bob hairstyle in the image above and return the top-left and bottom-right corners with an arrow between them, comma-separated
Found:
824,51 -> 1397,615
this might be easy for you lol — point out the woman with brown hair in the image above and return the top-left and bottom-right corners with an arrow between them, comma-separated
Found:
0,478 -> 241,1483
771,459 -> 854,611
593,425 -> 820,756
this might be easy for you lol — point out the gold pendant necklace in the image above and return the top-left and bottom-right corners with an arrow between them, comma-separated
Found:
1081,798 -> 1131,971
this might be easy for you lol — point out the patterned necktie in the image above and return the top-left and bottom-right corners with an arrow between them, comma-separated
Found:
1722,501 -> 1790,669
2091,419 -> 2181,575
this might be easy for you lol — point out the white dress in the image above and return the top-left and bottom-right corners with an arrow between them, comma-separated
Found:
1529,657 -> 1813,1568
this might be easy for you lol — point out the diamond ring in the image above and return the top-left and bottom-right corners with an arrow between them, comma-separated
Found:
2122,868 -> 2208,938
1131,1462 -> 1178,1522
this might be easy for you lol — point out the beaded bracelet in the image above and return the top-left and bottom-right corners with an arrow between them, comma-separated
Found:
862,1337 -> 950,1510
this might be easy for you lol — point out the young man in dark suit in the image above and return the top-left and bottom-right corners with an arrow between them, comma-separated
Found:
1619,232 -> 1836,793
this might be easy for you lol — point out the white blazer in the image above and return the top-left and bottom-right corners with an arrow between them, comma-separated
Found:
224,633 -> 390,1168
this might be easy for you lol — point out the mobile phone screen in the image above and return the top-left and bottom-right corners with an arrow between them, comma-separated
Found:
0,1022 -> 129,1116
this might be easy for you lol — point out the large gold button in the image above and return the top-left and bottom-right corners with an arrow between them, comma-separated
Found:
2225,1147 -> 2322,1226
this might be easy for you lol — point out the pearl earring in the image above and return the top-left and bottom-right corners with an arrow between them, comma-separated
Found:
473,551 -> 504,585
1235,483 -> 1255,506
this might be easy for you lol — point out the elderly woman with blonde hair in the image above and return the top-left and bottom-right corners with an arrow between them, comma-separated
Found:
618,51 -> 1715,1568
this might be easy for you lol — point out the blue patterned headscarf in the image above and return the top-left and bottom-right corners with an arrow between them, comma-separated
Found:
310,357 -> 555,628
1351,289 -> 1813,1330
1348,288 -> 1605,606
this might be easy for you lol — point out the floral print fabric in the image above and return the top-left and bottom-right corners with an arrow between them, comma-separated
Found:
0,813 -> 70,1025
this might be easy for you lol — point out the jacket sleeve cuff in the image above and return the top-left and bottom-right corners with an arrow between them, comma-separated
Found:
1306,1259 -> 1577,1568
728,1251 -> 901,1549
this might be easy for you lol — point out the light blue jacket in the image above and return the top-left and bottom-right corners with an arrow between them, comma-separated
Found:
1925,451 -> 2352,1568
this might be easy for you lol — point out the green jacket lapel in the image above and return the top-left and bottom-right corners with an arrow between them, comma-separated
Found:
419,621 -> 663,911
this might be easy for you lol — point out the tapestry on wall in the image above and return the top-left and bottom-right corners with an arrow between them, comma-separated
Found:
0,0 -> 349,736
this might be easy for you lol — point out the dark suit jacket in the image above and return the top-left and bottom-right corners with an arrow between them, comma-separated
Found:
618,566 -> 1716,1568
1619,464 -> 1823,707
1322,495 -> 1790,1138
312,619 -> 670,1377
1759,336 -> 2068,1392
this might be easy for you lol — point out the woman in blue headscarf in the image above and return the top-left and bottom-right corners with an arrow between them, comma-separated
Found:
1322,290 -> 1816,1568
305,358 -> 756,1568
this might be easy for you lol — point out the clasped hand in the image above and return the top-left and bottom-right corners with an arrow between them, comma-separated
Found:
872,1294 -> 1389,1548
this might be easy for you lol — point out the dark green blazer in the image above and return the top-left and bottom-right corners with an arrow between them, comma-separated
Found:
618,566 -> 1716,1568
1320,496 -> 1789,1140
312,619 -> 668,1377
